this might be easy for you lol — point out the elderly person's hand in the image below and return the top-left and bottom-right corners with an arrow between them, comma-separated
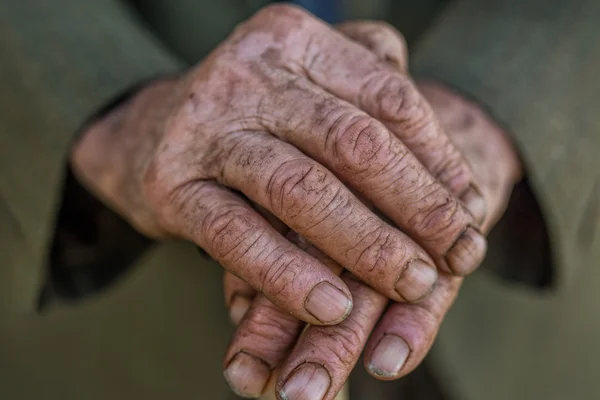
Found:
72,5 -> 486,327
221,21 -> 522,400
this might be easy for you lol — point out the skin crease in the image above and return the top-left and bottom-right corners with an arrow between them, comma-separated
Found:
72,6 -> 489,331
222,21 -> 522,400
225,82 -> 521,400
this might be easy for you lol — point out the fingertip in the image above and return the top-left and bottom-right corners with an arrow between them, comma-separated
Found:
460,184 -> 487,226
278,363 -> 331,400
365,334 -> 411,380
445,226 -> 488,276
304,281 -> 353,325
394,259 -> 438,303
224,352 -> 272,398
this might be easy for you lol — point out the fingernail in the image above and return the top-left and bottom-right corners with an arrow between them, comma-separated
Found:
460,185 -> 486,226
229,295 -> 252,325
394,259 -> 437,302
445,227 -> 487,276
367,334 -> 410,378
305,282 -> 353,324
279,363 -> 330,400
223,352 -> 271,398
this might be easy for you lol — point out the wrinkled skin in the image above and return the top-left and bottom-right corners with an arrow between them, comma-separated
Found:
224,83 -> 522,400
221,22 -> 522,400
72,4 -> 489,329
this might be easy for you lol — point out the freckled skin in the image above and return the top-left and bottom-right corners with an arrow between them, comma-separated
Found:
72,6 -> 492,332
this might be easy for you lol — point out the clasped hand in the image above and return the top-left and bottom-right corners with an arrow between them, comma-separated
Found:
71,5 -> 521,400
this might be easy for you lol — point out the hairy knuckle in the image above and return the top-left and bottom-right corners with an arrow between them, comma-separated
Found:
332,115 -> 392,174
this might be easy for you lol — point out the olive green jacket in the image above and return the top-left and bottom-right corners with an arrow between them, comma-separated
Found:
0,0 -> 598,399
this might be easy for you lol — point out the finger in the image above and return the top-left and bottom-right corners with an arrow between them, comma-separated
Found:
336,20 -> 408,72
248,6 -> 485,223
255,74 -> 485,277
213,131 -> 437,302
262,375 -> 349,400
223,205 -> 289,326
224,294 -> 304,398
276,273 -> 388,400
309,18 -> 482,207
168,180 -> 352,325
334,22 -> 478,205
417,81 -> 523,230
363,273 -> 461,380
224,272 -> 256,325
223,232 -> 343,398
362,82 -> 522,382
338,21 -> 488,237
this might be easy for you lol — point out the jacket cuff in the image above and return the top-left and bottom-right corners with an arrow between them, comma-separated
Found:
0,1 -> 182,312
411,0 -> 600,289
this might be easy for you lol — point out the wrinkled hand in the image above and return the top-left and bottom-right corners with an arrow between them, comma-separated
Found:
72,4 -> 487,327
221,22 -> 522,400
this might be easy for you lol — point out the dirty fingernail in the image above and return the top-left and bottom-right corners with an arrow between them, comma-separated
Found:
305,282 -> 353,324
445,227 -> 488,276
394,259 -> 437,302
223,352 -> 271,398
367,334 -> 410,378
229,295 -> 252,325
460,185 -> 487,226
279,363 -> 330,400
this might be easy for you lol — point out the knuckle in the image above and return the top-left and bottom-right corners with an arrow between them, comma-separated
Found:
372,21 -> 405,41
261,255 -> 300,297
143,174 -> 203,236
203,206 -> 261,260
432,149 -> 473,195
232,3 -> 316,55
340,20 -> 405,46
251,3 -> 312,28
266,160 -> 342,225
407,188 -> 465,243
319,324 -> 364,367
354,226 -> 404,280
363,73 -> 431,129
363,21 -> 407,48
244,302 -> 301,346
331,114 -> 392,174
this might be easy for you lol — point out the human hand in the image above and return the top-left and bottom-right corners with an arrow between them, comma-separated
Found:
71,5 -> 486,328
221,22 -> 522,399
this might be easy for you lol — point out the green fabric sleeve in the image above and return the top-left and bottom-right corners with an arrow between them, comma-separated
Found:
411,0 -> 600,288
0,0 -> 182,312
